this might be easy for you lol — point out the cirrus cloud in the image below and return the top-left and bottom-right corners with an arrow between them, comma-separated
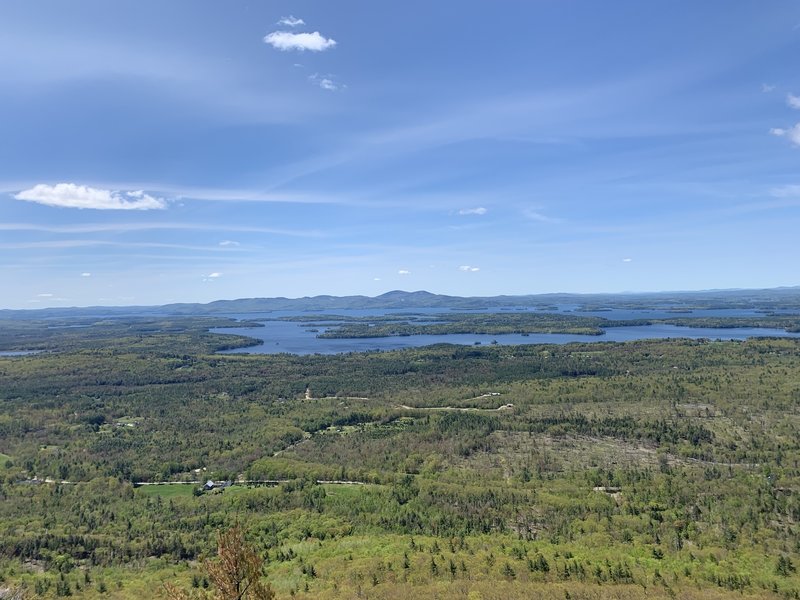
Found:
522,208 -> 563,223
278,16 -> 305,27
770,184 -> 800,198
458,265 -> 480,272
14,183 -> 166,210
263,31 -> 336,52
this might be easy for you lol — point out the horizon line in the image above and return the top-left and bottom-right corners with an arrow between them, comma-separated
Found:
1,284 -> 798,313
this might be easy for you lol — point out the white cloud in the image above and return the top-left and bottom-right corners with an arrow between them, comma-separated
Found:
522,208 -> 563,223
219,240 -> 240,247
788,94 -> 800,109
14,183 -> 166,210
309,73 -> 341,91
762,83 -> 776,93
622,258 -> 633,263
81,272 -> 92,277
770,123 -> 800,146
207,272 -> 222,278
263,31 -> 336,52
373,277 -> 381,281
398,269 -> 410,275
278,16 -> 305,27
458,207 -> 487,215
459,265 -> 480,272
37,293 -> 53,297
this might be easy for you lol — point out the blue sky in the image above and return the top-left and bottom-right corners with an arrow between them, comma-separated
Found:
1,1 -> 799,309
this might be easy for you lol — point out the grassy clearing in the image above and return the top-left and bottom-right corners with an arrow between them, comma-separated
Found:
134,483 -> 197,498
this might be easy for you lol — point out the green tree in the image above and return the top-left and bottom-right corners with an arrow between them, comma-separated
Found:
776,555 -> 796,577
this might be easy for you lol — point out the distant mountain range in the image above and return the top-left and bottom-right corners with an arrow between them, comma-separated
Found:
2,287 -> 800,319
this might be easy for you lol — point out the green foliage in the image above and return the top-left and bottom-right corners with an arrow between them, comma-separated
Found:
315,312 -> 608,338
1,318 -> 800,598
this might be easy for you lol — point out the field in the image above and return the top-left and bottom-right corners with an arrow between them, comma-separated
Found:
0,317 -> 798,598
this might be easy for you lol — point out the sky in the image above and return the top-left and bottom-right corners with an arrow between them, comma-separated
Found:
1,1 -> 800,309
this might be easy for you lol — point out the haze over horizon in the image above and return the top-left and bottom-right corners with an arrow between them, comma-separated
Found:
2,285 -> 799,314
2,1 -> 799,309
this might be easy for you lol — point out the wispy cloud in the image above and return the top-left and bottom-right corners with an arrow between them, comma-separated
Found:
522,208 -> 563,223
219,240 -> 240,247
277,16 -> 305,27
308,73 -> 343,91
770,184 -> 800,198
0,222 -> 321,237
14,183 -> 166,210
126,183 -> 355,205
703,192 -> 800,217
458,207 -> 487,215
398,269 -> 410,275
787,93 -> 800,109
0,240 -> 247,252
81,272 -> 92,277
264,31 -> 336,52
770,124 -> 800,146
207,272 -> 222,278
31,295 -> 69,303
458,265 -> 480,272
622,258 -> 633,263
0,33 -> 315,126
762,83 -> 776,93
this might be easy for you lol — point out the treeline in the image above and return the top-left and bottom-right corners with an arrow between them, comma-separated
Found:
317,312 -> 607,338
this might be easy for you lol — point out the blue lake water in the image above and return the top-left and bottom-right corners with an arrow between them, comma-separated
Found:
212,308 -> 800,355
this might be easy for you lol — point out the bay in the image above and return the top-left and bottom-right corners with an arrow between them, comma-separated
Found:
212,307 -> 800,356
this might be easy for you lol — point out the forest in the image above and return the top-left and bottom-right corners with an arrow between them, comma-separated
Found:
0,316 -> 798,598
301,312 -> 800,338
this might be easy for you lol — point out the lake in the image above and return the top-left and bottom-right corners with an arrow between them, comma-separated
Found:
211,307 -> 800,355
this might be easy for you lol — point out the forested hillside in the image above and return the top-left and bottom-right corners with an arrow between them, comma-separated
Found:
0,318 -> 798,598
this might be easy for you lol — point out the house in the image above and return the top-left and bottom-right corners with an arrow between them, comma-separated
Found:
202,480 -> 232,492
